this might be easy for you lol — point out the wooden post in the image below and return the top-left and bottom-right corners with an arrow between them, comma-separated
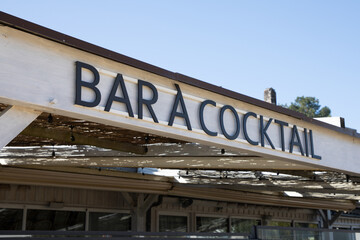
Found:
318,209 -> 343,240
122,192 -> 158,232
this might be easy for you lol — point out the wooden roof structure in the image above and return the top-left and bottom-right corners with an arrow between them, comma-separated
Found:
0,11 -> 360,212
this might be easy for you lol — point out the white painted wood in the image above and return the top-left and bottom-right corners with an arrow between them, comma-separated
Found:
0,106 -> 41,149
0,156 -> 316,170
0,144 -> 248,158
0,26 -> 359,174
0,145 -> 315,170
315,117 -> 344,128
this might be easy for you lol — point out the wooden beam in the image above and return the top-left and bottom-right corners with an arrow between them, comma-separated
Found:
318,209 -> 343,228
329,211 -> 343,226
130,193 -> 158,231
185,183 -> 360,195
169,186 -> 356,212
21,126 -> 146,154
142,194 -> 159,212
132,193 -> 145,232
0,106 -> 41,149
0,166 -> 356,211
1,156 -> 317,170
0,166 -> 171,194
121,192 -> 135,207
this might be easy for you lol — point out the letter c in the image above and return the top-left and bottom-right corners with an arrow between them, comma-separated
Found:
243,112 -> 259,145
199,100 -> 218,136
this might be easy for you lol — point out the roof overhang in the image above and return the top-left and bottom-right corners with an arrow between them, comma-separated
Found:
0,166 -> 356,211
0,12 -> 360,210
0,11 -> 359,175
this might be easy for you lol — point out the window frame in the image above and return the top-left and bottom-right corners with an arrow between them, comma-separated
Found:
229,216 -> 262,233
156,211 -> 190,232
195,214 -> 230,233
87,209 -> 132,231
0,204 -> 131,231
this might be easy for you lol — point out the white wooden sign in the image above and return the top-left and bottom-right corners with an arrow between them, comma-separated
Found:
0,25 -> 359,174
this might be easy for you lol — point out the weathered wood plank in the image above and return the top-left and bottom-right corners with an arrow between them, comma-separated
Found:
21,126 -> 146,154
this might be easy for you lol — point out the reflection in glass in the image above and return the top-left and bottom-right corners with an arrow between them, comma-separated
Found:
26,210 -> 85,230
264,221 -> 292,240
196,216 -> 228,233
0,208 -> 23,230
89,212 -> 131,231
295,222 -> 318,228
258,228 -> 322,240
159,215 -> 187,232
268,221 -> 291,227
231,218 -> 260,234
294,222 -> 320,240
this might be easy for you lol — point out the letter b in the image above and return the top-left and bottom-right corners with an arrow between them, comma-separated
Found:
75,61 -> 101,107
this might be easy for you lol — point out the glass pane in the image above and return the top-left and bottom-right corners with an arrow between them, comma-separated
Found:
295,222 -> 318,228
258,227 -> 321,240
333,231 -> 355,240
265,221 -> 292,240
231,218 -> 260,234
268,221 -> 291,227
196,216 -> 228,233
0,208 -> 23,230
26,210 -> 85,230
159,215 -> 187,232
294,223 -> 320,240
89,212 -> 131,231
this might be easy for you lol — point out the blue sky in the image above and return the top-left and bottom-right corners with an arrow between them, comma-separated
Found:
2,0 -> 360,131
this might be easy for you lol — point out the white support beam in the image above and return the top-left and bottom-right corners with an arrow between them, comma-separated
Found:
0,156 -> 317,170
0,106 -> 41,149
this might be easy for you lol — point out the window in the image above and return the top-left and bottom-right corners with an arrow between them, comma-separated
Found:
0,208 -> 23,230
267,221 -> 291,227
295,222 -> 318,228
294,222 -> 319,240
89,212 -> 131,231
159,215 -> 187,232
26,210 -> 85,230
264,221 -> 292,240
231,218 -> 260,234
196,216 -> 228,233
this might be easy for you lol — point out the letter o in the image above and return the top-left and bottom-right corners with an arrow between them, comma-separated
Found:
219,105 -> 240,140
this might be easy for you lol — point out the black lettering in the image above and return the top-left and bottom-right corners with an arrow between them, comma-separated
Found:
275,119 -> 288,151
219,105 -> 240,140
310,130 -> 321,160
304,128 -> 309,157
168,84 -> 192,130
289,125 -> 304,156
138,80 -> 158,123
243,112 -> 258,145
104,74 -> 134,117
199,100 -> 217,136
75,61 -> 101,107
260,116 -> 275,149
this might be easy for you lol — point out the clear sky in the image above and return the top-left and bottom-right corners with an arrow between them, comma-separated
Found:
2,0 -> 359,131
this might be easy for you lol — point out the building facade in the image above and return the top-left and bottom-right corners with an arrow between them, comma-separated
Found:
0,11 -> 360,239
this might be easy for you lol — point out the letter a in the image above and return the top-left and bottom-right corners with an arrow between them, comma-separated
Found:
168,84 -> 192,130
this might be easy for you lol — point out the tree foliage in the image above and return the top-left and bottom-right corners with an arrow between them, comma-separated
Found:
284,96 -> 331,118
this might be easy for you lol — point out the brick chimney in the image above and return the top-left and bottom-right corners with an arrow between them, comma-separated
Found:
264,88 -> 276,105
